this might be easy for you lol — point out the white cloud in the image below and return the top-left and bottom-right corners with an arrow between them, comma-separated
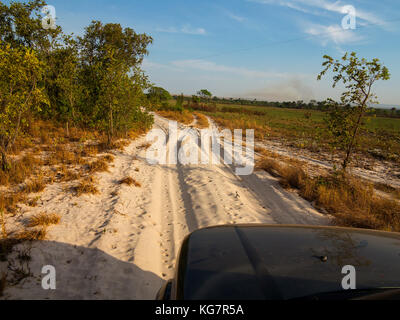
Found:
249,0 -> 386,26
170,59 -> 289,78
156,25 -> 206,35
304,23 -> 363,45
226,12 -> 246,22
142,59 -> 181,72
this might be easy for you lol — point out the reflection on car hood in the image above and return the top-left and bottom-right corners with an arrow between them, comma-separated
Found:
177,225 -> 400,300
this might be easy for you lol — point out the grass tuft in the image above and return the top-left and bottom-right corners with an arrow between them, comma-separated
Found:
119,177 -> 134,186
22,177 -> 46,194
119,176 -> 141,187
72,177 -> 99,196
87,159 -> 109,173
27,213 -> 61,228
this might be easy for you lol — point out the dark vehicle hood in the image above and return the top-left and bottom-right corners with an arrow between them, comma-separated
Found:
174,225 -> 400,300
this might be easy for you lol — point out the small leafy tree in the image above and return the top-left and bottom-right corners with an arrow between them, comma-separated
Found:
97,47 -> 129,144
197,89 -> 212,102
55,37 -> 81,136
191,95 -> 200,104
318,52 -> 390,170
147,86 -> 171,106
0,43 -> 47,170
175,93 -> 184,109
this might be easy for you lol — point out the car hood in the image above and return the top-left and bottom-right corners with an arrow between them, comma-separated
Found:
175,225 -> 400,300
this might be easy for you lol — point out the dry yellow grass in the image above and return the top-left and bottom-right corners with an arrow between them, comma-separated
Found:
73,177 -> 99,196
119,177 -> 134,186
15,228 -> 47,241
119,177 -> 141,187
211,116 -> 270,140
257,155 -> 400,232
27,196 -> 40,207
374,182 -> 400,200
22,177 -> 46,194
256,157 -> 282,177
102,154 -> 115,163
193,112 -> 209,129
0,192 -> 27,214
87,158 -> 109,173
1,210 -> 7,240
27,213 -> 61,228
0,154 -> 43,186
46,147 -> 87,166
157,110 -> 193,125
57,165 -> 80,182
82,144 -> 99,157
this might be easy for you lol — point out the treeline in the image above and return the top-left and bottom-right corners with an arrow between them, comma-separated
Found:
0,0 -> 154,170
172,95 -> 400,118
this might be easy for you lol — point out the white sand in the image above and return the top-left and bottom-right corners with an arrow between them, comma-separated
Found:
1,114 -> 331,300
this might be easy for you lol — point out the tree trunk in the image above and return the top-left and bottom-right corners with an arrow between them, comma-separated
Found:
1,147 -> 8,172
108,106 -> 113,145
342,103 -> 368,171
66,121 -> 69,138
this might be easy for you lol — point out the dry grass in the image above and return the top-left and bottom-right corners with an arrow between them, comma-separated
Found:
210,116 -> 270,140
27,213 -> 61,228
119,177 -> 141,187
72,177 -> 99,196
57,166 -> 80,182
279,165 -> 307,190
257,155 -> 400,232
194,112 -> 209,129
46,147 -> 86,166
82,144 -> 99,157
27,196 -> 40,207
256,157 -> 282,177
95,139 -> 130,153
15,228 -> 47,241
157,110 -> 193,125
22,176 -> 46,194
374,182 -> 400,200
87,158 -> 109,173
1,210 -> 7,239
0,192 -> 27,214
0,154 -> 43,186
119,177 -> 134,186
102,154 -> 115,163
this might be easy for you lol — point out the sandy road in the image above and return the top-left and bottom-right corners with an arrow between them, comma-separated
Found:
131,114 -> 330,298
2,114 -> 330,300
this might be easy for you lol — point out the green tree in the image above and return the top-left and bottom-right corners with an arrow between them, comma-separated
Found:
0,43 -> 47,170
78,21 -> 152,132
318,52 -> 390,170
175,93 -> 184,108
147,86 -> 171,105
54,36 -> 81,135
97,46 -> 130,144
197,89 -> 212,102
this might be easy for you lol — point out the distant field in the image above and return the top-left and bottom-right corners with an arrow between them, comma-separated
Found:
201,103 -> 400,161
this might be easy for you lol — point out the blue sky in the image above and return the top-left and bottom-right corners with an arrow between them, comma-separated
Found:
20,0 -> 400,104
